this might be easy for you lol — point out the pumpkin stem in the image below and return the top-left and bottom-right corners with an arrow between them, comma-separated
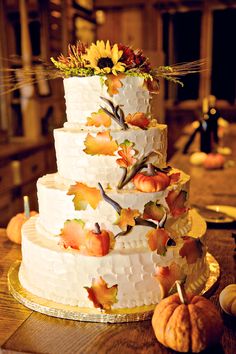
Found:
147,163 -> 156,176
94,223 -> 101,234
176,280 -> 188,305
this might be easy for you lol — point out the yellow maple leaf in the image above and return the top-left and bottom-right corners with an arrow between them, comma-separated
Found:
67,182 -> 102,210
85,276 -> 118,310
105,74 -> 125,96
86,109 -> 111,128
84,131 -> 118,156
116,208 -> 140,231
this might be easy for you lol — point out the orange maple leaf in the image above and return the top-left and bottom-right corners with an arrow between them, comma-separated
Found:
116,208 -> 140,231
60,219 -> 86,250
83,131 -> 118,156
146,228 -> 170,255
105,74 -> 125,96
85,277 -> 118,310
116,140 -> 137,168
143,201 -> 165,221
179,236 -> 203,264
154,262 -> 184,297
67,182 -> 102,210
86,109 -> 111,128
166,190 -> 188,218
125,112 -> 150,129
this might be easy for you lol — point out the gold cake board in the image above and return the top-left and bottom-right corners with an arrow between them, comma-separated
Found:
8,253 -> 220,323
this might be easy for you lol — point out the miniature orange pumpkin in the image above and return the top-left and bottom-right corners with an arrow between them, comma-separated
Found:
203,153 -> 225,169
133,164 -> 170,192
6,211 -> 38,244
85,223 -> 111,256
152,281 -> 223,353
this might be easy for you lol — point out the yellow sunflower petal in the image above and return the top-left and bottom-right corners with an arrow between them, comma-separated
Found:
97,40 -> 107,57
105,40 -> 111,56
111,44 -> 119,64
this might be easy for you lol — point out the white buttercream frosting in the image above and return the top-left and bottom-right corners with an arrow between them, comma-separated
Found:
63,76 -> 151,128
19,217 -> 209,309
54,125 -> 167,187
36,171 -> 191,247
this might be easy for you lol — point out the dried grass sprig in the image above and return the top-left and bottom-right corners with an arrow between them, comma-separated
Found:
0,62 -> 60,95
152,59 -> 206,86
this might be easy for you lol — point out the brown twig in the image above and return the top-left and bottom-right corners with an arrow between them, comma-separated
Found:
100,97 -> 128,130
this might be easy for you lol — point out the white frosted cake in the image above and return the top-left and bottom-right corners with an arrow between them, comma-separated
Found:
19,41 -> 209,314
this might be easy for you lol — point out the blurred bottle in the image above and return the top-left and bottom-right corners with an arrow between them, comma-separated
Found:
199,97 -> 212,153
208,95 -> 220,145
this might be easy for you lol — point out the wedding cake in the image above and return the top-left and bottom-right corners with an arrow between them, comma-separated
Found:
19,41 -> 209,315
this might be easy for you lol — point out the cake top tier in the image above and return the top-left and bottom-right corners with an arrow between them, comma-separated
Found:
51,40 -> 202,129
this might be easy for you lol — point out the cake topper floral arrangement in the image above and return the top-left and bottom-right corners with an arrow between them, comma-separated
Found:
51,40 -> 203,90
0,40 -> 204,95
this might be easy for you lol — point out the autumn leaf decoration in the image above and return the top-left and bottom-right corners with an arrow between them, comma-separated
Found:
179,236 -> 203,264
60,219 -> 86,250
116,140 -> 137,168
146,228 -> 171,255
83,131 -> 118,155
86,109 -> 111,128
154,262 -> 184,298
85,277 -> 118,310
105,74 -> 125,96
143,77 -> 160,94
143,202 -> 166,222
116,208 -> 141,231
166,189 -> 188,218
125,112 -> 150,129
67,182 -> 102,210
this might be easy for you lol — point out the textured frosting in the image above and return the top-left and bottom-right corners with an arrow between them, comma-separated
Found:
36,171 -> 191,248
64,76 -> 151,128
20,217 -> 209,309
54,125 -> 167,187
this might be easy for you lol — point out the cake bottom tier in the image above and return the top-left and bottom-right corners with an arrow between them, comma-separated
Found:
19,217 -> 209,310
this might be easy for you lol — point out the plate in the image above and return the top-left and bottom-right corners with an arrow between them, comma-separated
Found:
205,205 -> 236,224
8,253 -> 220,323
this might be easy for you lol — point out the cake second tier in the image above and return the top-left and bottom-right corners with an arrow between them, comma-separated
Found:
54,125 -> 167,188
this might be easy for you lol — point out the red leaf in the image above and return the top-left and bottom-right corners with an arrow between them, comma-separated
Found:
166,190 -> 188,218
169,172 -> 181,184
146,228 -> 170,255
179,236 -> 203,264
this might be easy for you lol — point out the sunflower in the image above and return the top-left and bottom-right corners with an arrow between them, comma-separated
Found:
84,40 -> 126,75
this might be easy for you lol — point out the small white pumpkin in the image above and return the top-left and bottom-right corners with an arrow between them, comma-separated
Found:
219,284 -> 236,316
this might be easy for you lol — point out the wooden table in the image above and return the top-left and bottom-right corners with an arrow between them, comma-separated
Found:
1,127 -> 236,354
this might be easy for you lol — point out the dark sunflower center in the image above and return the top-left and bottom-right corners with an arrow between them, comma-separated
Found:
97,57 -> 114,69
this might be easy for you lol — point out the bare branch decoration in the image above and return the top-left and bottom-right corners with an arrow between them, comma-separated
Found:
98,182 -> 157,237
100,97 -> 128,130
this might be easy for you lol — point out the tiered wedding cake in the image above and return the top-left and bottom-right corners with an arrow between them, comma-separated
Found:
19,41 -> 209,313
